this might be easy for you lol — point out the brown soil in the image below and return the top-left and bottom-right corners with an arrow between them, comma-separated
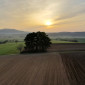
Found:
61,52 -> 85,85
49,43 -> 85,52
0,51 -> 85,85
0,53 -> 70,85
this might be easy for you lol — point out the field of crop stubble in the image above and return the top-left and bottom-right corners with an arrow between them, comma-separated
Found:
0,43 -> 85,85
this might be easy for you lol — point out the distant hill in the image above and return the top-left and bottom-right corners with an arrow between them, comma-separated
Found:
0,29 -> 85,39
0,29 -> 27,34
47,32 -> 85,38
0,29 -> 28,40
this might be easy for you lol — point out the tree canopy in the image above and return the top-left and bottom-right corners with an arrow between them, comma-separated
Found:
24,31 -> 51,53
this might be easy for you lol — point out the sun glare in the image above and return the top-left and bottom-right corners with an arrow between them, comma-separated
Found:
45,21 -> 52,26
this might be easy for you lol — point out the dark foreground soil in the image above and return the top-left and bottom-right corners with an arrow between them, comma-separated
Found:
0,53 -> 70,85
61,52 -> 85,85
0,52 -> 85,85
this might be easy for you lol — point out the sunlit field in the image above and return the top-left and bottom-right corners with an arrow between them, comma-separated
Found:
0,42 -> 24,55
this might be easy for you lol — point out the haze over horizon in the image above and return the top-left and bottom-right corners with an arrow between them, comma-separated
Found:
0,0 -> 85,32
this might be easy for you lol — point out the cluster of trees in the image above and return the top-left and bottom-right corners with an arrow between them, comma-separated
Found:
21,32 -> 51,53
0,40 -> 8,44
8,40 -> 19,43
68,40 -> 78,42
0,40 -> 21,44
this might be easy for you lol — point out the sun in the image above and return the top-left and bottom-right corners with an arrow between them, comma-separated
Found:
45,21 -> 52,26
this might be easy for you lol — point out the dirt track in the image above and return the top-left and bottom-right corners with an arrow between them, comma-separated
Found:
0,52 -> 85,85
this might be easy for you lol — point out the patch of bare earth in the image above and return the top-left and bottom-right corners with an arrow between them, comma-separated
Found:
61,52 -> 85,85
49,43 -> 85,52
0,53 -> 70,85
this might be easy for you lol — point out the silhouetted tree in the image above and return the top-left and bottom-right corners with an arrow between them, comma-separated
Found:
24,32 -> 51,53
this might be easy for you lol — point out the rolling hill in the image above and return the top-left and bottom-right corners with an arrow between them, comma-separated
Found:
0,29 -> 85,39
0,29 -> 27,34
48,32 -> 85,38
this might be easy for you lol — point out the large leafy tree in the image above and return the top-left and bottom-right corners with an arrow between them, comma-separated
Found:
24,32 -> 51,52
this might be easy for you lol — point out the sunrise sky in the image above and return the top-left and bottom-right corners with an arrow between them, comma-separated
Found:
0,0 -> 85,32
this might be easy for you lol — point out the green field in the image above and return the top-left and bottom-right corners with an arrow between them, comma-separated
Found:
51,40 -> 78,43
51,38 -> 85,43
0,38 -> 85,55
0,42 -> 24,55
77,38 -> 85,43
0,41 -> 71,55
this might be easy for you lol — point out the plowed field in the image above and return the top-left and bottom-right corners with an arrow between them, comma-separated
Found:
61,52 -> 85,85
0,52 -> 85,85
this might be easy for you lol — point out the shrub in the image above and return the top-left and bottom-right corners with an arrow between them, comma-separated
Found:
17,44 -> 24,53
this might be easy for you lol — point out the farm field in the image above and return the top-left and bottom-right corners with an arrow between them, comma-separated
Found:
0,42 -> 85,55
0,38 -> 85,55
0,42 -> 24,55
51,38 -> 85,43
61,52 -> 85,85
77,38 -> 85,43
49,43 -> 85,52
0,52 -> 85,85
51,40 -> 76,43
